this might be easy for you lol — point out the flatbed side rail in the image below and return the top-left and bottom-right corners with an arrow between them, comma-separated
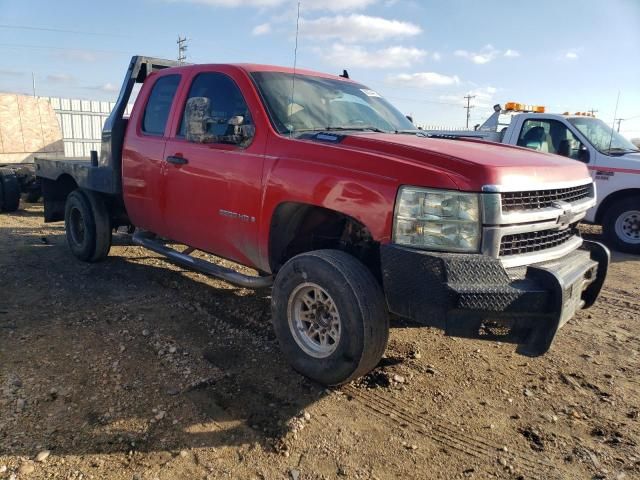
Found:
35,56 -> 181,195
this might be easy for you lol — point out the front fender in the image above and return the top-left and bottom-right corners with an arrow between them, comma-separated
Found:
257,156 -> 397,272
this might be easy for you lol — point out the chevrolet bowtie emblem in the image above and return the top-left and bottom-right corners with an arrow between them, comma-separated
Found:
552,200 -> 573,226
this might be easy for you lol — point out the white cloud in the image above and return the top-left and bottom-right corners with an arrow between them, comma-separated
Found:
84,82 -> 120,93
321,43 -> 426,68
455,45 -> 519,64
54,50 -> 100,62
439,86 -> 498,109
308,0 -> 377,11
387,72 -> 461,87
167,0 -> 286,7
0,69 -> 24,76
167,0 -> 377,11
454,44 -> 499,64
300,14 -> 421,43
565,51 -> 579,59
252,22 -> 271,35
46,73 -> 75,84
432,51 -> 441,61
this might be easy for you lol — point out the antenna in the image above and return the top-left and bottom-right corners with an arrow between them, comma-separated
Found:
608,91 -> 620,151
177,36 -> 188,64
289,1 -> 301,137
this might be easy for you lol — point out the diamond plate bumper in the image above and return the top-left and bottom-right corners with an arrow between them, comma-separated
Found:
380,240 -> 609,356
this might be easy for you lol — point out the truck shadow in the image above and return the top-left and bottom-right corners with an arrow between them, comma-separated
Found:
1,228 -> 327,460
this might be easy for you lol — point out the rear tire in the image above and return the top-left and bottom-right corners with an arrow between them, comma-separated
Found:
0,168 -> 20,212
602,196 -> 640,254
25,189 -> 41,203
64,189 -> 112,262
271,249 -> 389,386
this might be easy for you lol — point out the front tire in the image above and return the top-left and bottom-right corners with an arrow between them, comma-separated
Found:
0,168 -> 20,213
271,250 -> 389,385
64,189 -> 112,262
603,197 -> 640,254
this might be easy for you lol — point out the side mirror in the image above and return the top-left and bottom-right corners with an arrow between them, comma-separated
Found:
578,144 -> 590,163
184,96 -> 212,143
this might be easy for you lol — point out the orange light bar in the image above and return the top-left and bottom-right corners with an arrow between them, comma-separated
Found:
504,101 -> 545,113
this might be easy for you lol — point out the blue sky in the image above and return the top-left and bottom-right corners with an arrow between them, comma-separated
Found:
1,0 -> 639,138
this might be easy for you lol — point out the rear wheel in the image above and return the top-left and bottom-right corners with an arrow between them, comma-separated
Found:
25,189 -> 41,203
64,190 -> 112,262
0,168 -> 20,212
271,249 -> 389,385
603,196 -> 640,254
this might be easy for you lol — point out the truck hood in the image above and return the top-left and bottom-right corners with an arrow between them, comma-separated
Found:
339,133 -> 591,191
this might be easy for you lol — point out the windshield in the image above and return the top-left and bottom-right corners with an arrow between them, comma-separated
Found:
251,71 -> 415,135
567,117 -> 639,154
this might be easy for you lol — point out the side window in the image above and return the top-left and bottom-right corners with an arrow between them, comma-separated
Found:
517,119 -> 584,160
142,74 -> 181,136
179,72 -> 252,143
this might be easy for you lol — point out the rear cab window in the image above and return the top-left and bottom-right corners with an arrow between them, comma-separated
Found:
142,74 -> 181,136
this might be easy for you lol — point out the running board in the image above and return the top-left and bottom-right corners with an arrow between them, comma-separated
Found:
132,231 -> 273,289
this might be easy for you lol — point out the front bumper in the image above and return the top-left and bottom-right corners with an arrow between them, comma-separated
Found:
380,240 -> 609,356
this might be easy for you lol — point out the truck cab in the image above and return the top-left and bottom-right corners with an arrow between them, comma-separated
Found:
430,104 -> 640,253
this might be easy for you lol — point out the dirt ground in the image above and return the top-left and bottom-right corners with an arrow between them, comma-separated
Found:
1,204 -> 639,480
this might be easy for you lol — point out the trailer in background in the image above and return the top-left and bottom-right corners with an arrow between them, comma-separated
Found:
0,93 -> 64,211
0,93 -> 132,212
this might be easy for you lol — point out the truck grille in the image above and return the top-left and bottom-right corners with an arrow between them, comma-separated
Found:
499,224 -> 579,257
501,184 -> 591,212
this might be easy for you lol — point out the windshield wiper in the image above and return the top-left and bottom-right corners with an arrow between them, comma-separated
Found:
323,126 -> 388,133
395,129 -> 421,134
289,126 -> 388,135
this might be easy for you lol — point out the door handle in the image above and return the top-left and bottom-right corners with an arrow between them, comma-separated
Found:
166,155 -> 188,165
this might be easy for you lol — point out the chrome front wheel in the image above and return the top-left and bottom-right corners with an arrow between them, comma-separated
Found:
287,283 -> 341,358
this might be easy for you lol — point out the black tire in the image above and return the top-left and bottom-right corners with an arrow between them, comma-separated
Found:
64,189 -> 112,262
271,249 -> 389,386
25,189 -> 41,203
0,168 -> 20,212
602,196 -> 640,254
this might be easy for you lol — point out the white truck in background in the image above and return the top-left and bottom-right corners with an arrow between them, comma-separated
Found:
426,103 -> 640,254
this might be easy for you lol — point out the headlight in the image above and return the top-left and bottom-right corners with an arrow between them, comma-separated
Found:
393,186 -> 481,252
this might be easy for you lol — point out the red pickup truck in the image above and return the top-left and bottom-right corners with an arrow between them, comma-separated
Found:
35,56 -> 609,385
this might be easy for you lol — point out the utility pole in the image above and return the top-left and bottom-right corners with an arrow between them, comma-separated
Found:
464,95 -> 475,129
31,72 -> 36,97
588,108 -> 598,116
614,118 -> 624,132
177,36 -> 188,64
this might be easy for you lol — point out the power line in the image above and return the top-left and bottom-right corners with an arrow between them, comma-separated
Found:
0,42 -> 132,55
463,94 -> 475,129
0,23 -> 130,37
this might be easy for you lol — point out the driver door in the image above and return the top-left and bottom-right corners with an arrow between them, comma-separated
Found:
162,70 -> 265,267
